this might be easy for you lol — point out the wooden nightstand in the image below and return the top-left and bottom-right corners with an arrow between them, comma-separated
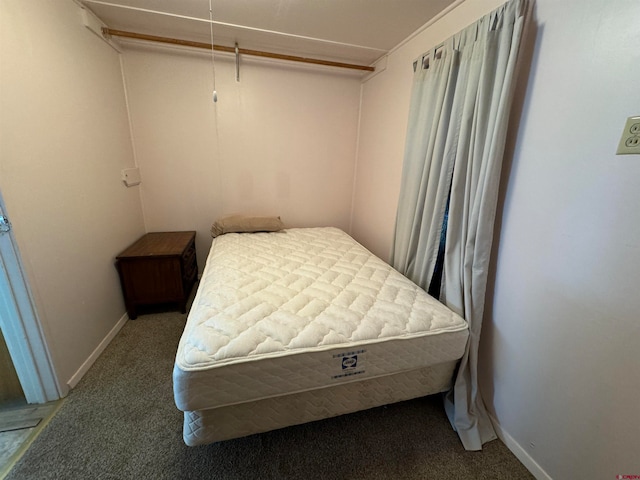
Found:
116,231 -> 197,319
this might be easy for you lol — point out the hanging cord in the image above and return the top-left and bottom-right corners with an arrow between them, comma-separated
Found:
209,0 -> 217,102
208,0 -> 224,214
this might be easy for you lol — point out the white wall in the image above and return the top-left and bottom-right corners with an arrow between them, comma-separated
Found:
0,1 -> 145,388
482,0 -> 640,477
352,0 -> 640,477
122,45 -> 362,268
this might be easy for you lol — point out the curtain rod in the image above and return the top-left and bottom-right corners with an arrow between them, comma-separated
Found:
102,28 -> 375,72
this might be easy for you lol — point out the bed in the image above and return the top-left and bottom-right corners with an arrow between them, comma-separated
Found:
173,227 -> 468,446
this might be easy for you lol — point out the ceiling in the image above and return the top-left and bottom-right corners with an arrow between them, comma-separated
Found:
80,0 -> 459,67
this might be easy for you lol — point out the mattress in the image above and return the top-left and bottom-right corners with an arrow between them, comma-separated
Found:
173,227 -> 468,416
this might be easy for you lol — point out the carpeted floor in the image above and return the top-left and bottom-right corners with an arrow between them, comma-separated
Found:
6,306 -> 533,480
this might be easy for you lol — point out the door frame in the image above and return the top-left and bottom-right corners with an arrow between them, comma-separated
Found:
0,194 -> 62,404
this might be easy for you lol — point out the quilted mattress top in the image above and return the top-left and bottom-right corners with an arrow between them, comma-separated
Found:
175,227 -> 467,371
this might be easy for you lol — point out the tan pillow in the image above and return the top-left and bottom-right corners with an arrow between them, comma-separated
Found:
211,215 -> 284,238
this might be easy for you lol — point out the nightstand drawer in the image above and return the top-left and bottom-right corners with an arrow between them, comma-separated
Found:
184,255 -> 197,283
182,242 -> 196,263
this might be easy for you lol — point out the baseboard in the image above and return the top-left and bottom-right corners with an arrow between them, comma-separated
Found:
489,414 -> 552,480
66,312 -> 128,389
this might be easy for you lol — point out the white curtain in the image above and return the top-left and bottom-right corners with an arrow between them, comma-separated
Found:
391,0 -> 532,451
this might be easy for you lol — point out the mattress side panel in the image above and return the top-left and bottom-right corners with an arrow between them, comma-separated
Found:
174,328 -> 468,412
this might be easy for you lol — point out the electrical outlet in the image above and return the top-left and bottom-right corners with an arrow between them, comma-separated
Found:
616,116 -> 640,155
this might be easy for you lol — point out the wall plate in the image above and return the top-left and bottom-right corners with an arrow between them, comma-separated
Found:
616,116 -> 640,155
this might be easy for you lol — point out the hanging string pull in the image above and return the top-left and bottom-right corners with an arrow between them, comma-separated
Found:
235,43 -> 240,82
209,0 -> 217,103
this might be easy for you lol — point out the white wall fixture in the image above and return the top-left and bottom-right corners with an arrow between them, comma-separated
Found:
81,7 -> 103,38
121,168 -> 141,187
616,116 -> 640,155
80,5 -> 119,52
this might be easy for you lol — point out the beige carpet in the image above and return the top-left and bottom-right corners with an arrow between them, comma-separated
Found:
5,307 -> 533,480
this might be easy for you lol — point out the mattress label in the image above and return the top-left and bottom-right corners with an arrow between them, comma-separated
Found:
331,349 -> 366,379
